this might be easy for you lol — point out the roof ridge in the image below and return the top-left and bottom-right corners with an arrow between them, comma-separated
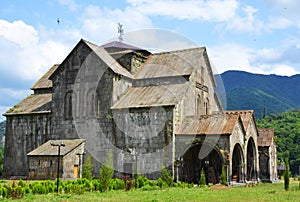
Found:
153,46 -> 205,55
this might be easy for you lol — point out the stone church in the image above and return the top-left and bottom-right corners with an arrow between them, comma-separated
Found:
3,39 -> 277,184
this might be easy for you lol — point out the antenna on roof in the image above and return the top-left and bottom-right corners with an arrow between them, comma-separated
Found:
118,23 -> 124,42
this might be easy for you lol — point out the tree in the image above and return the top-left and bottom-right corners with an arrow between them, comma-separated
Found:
221,166 -> 227,185
99,151 -> 114,192
199,168 -> 206,186
82,154 -> 93,180
284,158 -> 290,191
160,167 -> 173,187
263,106 -> 267,118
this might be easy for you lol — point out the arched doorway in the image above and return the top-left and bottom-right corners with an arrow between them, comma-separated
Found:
232,144 -> 244,182
181,143 -> 223,184
246,137 -> 257,181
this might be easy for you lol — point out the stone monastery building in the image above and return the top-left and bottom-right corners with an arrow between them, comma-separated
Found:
3,39 -> 277,183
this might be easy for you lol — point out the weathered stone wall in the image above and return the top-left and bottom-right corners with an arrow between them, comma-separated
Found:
50,42 -> 93,140
3,114 -> 51,177
112,106 -> 174,179
63,142 -> 85,179
28,156 -> 58,179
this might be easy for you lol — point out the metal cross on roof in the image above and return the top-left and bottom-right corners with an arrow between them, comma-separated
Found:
118,23 -> 124,42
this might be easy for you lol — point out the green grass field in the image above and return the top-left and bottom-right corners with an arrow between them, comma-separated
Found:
3,180 -> 300,202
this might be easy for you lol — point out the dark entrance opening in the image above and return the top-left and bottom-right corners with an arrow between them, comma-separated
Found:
181,143 -> 223,184
247,137 -> 256,181
232,144 -> 244,182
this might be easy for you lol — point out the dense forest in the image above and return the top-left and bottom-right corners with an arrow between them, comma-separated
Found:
221,71 -> 300,118
0,121 -> 5,144
0,121 -> 4,176
257,109 -> 300,175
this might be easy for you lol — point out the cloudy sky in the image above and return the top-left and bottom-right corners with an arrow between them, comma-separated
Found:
1,0 -> 300,121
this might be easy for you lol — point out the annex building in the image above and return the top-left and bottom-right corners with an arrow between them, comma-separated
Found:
3,39 -> 277,184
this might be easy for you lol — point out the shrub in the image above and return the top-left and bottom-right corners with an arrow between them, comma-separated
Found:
284,158 -> 290,191
160,167 -> 173,187
221,166 -> 227,185
0,186 -> 9,198
82,155 -> 93,180
99,164 -> 114,192
199,168 -> 206,186
5,182 -> 25,199
32,183 -> 47,194
18,179 -> 26,188
92,179 -> 101,191
110,178 -> 125,190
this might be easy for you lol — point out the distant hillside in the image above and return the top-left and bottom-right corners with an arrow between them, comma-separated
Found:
257,110 -> 300,174
0,121 -> 5,144
220,70 -> 300,118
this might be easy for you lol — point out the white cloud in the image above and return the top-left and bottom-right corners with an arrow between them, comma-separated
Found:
81,6 -> 153,43
0,20 -> 70,81
126,0 -> 239,22
0,20 -> 38,47
0,88 -> 30,100
267,16 -> 293,29
253,48 -> 281,63
225,5 -> 264,33
208,43 -> 299,76
58,0 -> 80,11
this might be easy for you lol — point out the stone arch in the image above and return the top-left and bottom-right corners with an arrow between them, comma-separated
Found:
232,143 -> 244,182
204,97 -> 209,115
86,89 -> 96,117
181,142 -> 224,184
246,137 -> 257,181
65,91 -> 75,119
197,94 -> 202,116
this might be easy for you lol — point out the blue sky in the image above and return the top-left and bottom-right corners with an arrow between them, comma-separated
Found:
1,0 -> 300,121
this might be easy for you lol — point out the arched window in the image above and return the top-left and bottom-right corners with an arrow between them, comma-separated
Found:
65,91 -> 74,119
204,98 -> 209,115
86,90 -> 97,117
197,94 -> 202,116
95,95 -> 101,117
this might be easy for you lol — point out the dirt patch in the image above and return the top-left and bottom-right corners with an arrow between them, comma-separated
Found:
210,184 -> 231,190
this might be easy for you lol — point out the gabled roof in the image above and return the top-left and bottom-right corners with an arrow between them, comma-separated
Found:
176,112 -> 245,135
50,39 -> 134,80
101,41 -> 142,51
224,110 -> 256,132
84,40 -> 133,79
134,47 -> 205,79
4,93 -> 52,116
27,139 -> 85,156
111,83 -> 189,109
257,128 -> 275,147
31,64 -> 59,90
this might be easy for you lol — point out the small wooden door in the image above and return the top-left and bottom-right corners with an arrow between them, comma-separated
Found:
74,165 -> 79,178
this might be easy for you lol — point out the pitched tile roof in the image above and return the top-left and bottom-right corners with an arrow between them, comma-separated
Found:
111,83 -> 189,109
176,112 -> 244,135
31,64 -> 59,90
134,47 -> 205,79
4,93 -> 52,116
223,110 -> 255,131
27,139 -> 85,156
101,41 -> 142,51
257,128 -> 275,147
83,39 -> 134,79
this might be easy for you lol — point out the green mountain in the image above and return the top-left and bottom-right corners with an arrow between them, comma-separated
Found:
0,121 -> 5,144
257,110 -> 300,174
220,71 -> 300,118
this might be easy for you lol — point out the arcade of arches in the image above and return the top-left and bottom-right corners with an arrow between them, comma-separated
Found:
175,111 -> 262,185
